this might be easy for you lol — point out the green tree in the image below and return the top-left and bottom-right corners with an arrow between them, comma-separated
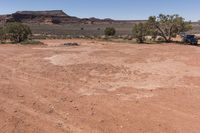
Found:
104,27 -> 116,36
132,23 -> 148,43
6,22 -> 32,43
0,27 -> 6,43
147,14 -> 192,42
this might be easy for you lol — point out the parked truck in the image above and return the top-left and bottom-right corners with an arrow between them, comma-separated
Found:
182,34 -> 198,45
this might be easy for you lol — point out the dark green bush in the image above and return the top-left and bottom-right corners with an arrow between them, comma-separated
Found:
104,27 -> 116,36
6,22 -> 32,43
0,27 -> 6,43
132,23 -> 147,43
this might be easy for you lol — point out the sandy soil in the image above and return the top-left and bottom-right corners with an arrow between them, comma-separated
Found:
1,39 -> 200,133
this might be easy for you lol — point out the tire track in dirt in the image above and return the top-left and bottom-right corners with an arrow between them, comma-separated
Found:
0,63 -> 105,133
0,64 -> 71,88
0,96 -> 81,133
0,64 -> 88,132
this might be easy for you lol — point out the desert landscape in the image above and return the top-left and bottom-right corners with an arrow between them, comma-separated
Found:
1,39 -> 200,133
1,0 -> 200,132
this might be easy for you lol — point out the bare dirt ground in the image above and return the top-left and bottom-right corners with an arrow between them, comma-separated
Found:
1,39 -> 200,133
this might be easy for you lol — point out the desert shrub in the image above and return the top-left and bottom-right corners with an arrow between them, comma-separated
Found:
132,23 -> 148,43
0,27 -> 6,43
104,27 -> 116,36
6,22 -> 32,43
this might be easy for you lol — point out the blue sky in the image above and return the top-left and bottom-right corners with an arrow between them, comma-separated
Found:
0,0 -> 199,21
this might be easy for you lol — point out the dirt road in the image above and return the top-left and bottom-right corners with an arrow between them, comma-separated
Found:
1,39 -> 200,133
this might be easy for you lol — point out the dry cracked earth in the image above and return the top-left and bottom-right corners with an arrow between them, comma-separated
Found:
0,39 -> 200,133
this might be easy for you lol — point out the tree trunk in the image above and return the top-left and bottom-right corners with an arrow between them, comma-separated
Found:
155,25 -> 168,42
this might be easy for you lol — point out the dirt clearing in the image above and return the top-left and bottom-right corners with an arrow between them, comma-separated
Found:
1,39 -> 200,133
